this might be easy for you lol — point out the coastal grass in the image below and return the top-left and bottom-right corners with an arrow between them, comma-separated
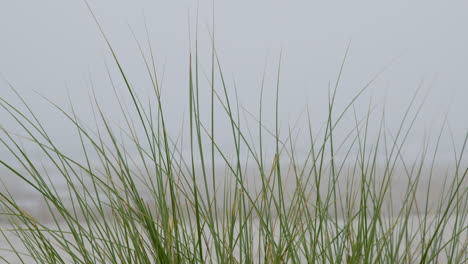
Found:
0,30 -> 467,263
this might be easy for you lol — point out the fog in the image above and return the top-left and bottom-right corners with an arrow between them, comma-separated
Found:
1,0 -> 467,161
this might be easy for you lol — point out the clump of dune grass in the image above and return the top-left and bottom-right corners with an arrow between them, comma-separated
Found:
0,16 -> 467,264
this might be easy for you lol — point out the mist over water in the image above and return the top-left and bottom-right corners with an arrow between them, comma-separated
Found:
1,162 -> 463,223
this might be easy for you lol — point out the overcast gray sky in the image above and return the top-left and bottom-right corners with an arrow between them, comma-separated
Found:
1,0 -> 467,161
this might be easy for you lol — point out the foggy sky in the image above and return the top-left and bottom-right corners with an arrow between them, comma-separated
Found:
1,0 -> 467,161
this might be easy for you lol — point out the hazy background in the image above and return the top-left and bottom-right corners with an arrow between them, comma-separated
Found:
1,0 -> 467,163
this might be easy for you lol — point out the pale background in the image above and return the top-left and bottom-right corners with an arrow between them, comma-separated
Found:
1,0 -> 467,162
